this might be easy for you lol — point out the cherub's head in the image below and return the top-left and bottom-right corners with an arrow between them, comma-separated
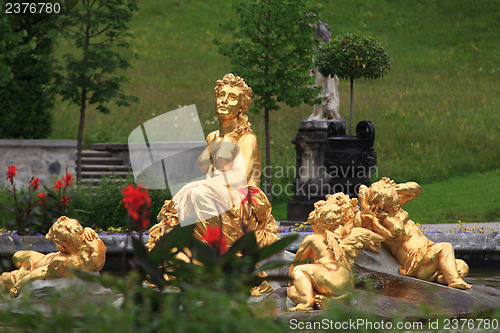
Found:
307,193 -> 359,234
46,216 -> 84,254
359,177 -> 399,216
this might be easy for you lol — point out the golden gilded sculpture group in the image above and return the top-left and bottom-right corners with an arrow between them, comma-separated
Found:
0,74 -> 470,310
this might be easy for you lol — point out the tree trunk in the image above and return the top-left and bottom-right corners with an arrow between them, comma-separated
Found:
264,106 -> 272,203
76,89 -> 87,181
349,78 -> 354,136
77,8 -> 91,182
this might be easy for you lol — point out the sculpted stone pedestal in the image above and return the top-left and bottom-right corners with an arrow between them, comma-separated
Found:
287,119 -> 377,221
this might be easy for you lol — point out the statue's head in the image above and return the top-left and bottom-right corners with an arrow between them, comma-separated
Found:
360,177 -> 400,215
214,73 -> 253,115
308,193 -> 359,234
46,216 -> 84,254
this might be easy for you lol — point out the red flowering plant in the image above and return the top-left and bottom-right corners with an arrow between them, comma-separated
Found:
129,200 -> 298,297
33,170 -> 83,234
201,225 -> 228,254
0,165 -> 42,235
121,184 -> 152,233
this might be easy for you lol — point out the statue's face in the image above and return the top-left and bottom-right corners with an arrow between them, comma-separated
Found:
216,85 -> 243,120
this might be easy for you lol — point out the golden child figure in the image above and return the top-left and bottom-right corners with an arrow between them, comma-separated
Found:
359,177 -> 471,290
288,193 -> 384,311
0,216 -> 106,297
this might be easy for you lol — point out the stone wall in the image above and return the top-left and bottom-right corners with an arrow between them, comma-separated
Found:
0,140 -> 77,188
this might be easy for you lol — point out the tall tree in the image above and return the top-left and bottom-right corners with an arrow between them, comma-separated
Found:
0,0 -> 35,87
216,0 -> 321,199
55,0 -> 138,180
0,9 -> 58,139
316,33 -> 391,135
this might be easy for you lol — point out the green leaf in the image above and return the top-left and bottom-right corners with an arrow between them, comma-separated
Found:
258,234 -> 298,261
148,224 -> 195,264
134,256 -> 168,289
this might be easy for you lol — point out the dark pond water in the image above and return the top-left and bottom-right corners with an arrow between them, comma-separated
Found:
466,268 -> 500,290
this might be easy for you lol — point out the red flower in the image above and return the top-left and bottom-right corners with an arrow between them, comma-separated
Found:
239,187 -> 260,206
6,165 -> 17,184
63,173 -> 73,187
121,184 -> 151,230
38,192 -> 47,207
53,180 -> 64,191
60,195 -> 69,206
30,177 -> 40,190
201,225 -> 227,254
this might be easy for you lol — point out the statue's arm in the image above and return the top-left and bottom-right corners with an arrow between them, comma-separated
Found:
289,236 -> 315,275
83,239 -> 107,271
236,133 -> 261,186
396,182 -> 421,206
197,131 -> 217,176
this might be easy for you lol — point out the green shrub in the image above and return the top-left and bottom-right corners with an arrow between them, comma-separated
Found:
0,275 -> 290,332
70,175 -> 171,231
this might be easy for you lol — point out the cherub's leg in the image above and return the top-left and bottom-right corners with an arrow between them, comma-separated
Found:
288,265 -> 316,311
417,243 -> 471,290
10,266 -> 49,298
436,259 -> 469,284
12,251 -> 45,269
0,272 -> 14,292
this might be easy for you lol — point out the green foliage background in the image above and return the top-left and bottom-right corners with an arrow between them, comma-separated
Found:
1,0 -> 499,225
48,0 -> 499,184
0,7 -> 56,139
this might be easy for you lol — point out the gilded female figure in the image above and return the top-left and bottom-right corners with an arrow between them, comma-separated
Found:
147,74 -> 278,250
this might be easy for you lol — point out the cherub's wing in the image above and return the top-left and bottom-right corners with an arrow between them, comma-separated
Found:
340,228 -> 385,264
325,230 -> 346,264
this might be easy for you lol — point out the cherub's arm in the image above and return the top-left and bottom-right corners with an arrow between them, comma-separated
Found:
396,182 -> 421,206
360,213 -> 396,239
82,238 -> 107,271
288,235 -> 315,276
378,215 -> 405,238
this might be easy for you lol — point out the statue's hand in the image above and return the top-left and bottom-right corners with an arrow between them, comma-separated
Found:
361,214 -> 394,239
9,286 -> 19,298
83,228 -> 98,241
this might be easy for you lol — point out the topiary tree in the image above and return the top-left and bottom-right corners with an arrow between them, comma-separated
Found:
216,0 -> 321,199
54,0 -> 138,180
316,33 -> 391,135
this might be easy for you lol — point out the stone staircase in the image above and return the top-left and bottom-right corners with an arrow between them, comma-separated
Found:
79,149 -> 130,185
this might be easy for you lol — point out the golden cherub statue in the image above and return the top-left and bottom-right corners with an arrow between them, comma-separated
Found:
358,177 -> 471,289
287,193 -> 384,311
146,74 -> 279,250
0,216 -> 107,297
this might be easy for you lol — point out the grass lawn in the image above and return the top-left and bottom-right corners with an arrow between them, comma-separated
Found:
403,169 -> 500,224
272,169 -> 500,223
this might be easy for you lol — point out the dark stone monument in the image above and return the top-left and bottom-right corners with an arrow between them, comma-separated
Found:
287,119 -> 377,222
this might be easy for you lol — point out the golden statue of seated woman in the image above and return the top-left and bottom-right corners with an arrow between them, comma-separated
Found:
288,193 -> 384,311
358,177 -> 471,289
0,216 -> 106,297
146,73 -> 279,256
